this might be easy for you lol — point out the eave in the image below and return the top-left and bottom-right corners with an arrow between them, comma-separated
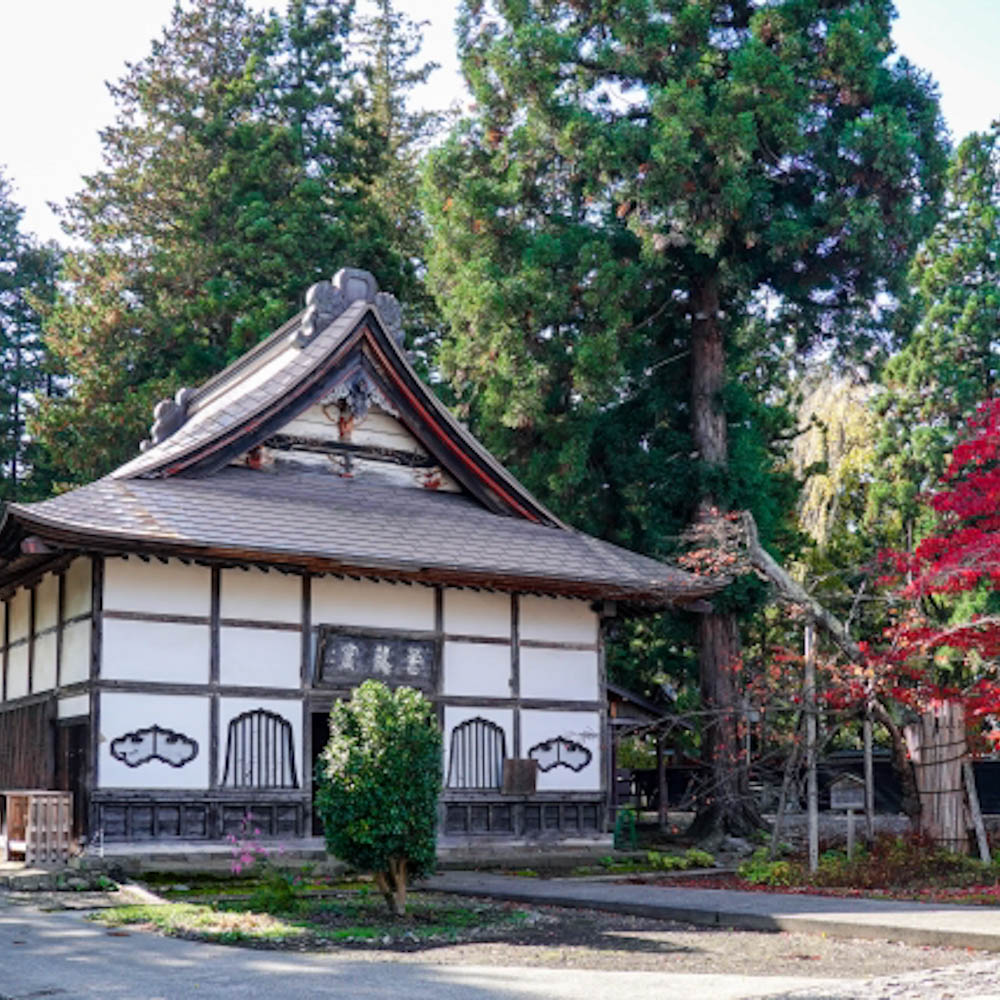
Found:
0,509 -> 721,611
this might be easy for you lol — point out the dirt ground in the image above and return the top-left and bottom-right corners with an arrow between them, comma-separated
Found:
5,886 -> 986,980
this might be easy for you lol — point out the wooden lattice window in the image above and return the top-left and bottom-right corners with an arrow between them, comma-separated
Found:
222,709 -> 298,789
446,717 -> 506,790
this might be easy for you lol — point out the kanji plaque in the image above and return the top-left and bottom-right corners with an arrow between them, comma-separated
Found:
316,628 -> 437,691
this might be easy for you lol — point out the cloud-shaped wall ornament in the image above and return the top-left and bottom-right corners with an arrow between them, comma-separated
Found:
110,725 -> 199,768
528,736 -> 593,773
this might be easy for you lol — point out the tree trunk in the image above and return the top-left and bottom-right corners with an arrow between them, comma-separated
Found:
904,700 -> 969,854
688,612 -> 761,838
375,856 -> 409,915
687,273 -> 761,838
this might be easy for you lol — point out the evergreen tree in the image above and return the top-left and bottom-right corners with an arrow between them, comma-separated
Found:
424,0 -> 946,834
35,0 -> 406,485
354,0 -> 445,365
868,126 -> 1000,553
0,170 -> 60,501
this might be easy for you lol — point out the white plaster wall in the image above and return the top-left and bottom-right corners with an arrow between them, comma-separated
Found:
64,558 -> 92,618
61,620 -> 90,685
218,697 -> 303,787
104,557 -> 211,617
221,567 -> 301,623
280,402 -> 337,440
58,693 -> 89,719
35,573 -> 58,632
282,403 -> 426,454
443,641 -> 511,698
521,709 -> 601,792
6,643 -> 28,699
312,577 -> 434,631
443,590 -> 510,639
33,632 -> 57,693
442,706 -> 513,788
102,619 -> 209,684
9,589 -> 29,642
520,647 -> 600,701
519,595 -> 598,645
352,407 -> 426,453
99,692 -> 210,789
220,627 -> 301,688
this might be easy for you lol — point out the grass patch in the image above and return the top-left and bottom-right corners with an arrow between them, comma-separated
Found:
96,902 -> 307,945
140,871 -> 371,901
90,891 -> 535,949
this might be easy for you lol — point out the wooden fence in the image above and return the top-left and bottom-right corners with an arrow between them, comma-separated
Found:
0,791 -> 74,865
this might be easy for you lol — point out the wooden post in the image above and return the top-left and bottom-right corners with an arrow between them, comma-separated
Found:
846,808 -> 856,858
768,727 -> 802,861
656,731 -> 667,833
963,760 -> 990,863
863,684 -> 875,843
805,621 -> 818,873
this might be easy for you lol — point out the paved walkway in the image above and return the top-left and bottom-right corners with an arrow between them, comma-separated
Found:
425,870 -> 1000,950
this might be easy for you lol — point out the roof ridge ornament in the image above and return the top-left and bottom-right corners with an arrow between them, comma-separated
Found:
291,266 -> 404,349
140,386 -> 193,452
138,265 -> 408,453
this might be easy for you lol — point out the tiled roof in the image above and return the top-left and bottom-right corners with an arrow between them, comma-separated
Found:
1,267 -> 720,605
111,302 -> 368,480
6,467 -> 715,604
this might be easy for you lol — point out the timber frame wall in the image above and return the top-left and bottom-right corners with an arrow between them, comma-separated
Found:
0,553 -> 609,843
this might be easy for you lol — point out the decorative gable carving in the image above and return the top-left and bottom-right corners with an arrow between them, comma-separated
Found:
322,369 -> 398,424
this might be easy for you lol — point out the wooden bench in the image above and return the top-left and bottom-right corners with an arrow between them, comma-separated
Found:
0,791 -> 74,865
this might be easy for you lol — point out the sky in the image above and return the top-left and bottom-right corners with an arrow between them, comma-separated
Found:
1,0 -> 998,246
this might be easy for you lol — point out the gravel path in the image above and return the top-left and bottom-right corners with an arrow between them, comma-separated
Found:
8,888 -> 997,997
767,960 -> 1000,1000
352,907 -> 983,979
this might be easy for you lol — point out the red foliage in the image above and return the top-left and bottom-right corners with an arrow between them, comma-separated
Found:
864,398 -> 1000,720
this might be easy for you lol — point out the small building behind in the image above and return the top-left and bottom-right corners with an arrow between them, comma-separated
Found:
0,268 -> 714,847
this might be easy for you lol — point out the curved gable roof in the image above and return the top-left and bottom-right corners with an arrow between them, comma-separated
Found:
0,268 -> 721,608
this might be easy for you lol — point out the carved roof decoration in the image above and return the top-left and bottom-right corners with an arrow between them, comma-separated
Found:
0,266 -> 721,608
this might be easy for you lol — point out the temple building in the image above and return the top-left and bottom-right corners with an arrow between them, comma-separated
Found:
0,267 -> 714,846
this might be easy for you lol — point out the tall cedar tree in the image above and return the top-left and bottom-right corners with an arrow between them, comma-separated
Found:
425,0 -> 946,835
35,0 -> 408,485
355,0 -> 444,368
868,127 -> 1000,554
0,170 -> 60,501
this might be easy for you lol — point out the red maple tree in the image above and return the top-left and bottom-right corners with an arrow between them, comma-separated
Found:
867,397 -> 1000,726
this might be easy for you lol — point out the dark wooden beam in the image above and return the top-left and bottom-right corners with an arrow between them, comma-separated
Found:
27,584 -> 35,695
88,557 -> 104,837
209,567 -> 220,791
55,569 -> 66,692
511,594 -> 521,758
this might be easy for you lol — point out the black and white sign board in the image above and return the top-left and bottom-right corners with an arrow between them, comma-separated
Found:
316,627 -> 437,691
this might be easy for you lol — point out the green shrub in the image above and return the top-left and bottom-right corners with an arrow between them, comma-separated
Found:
684,848 -> 716,868
809,834 -> 985,889
314,681 -> 442,915
248,864 -> 311,914
645,848 -> 716,871
738,847 -> 796,886
646,850 -> 684,871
